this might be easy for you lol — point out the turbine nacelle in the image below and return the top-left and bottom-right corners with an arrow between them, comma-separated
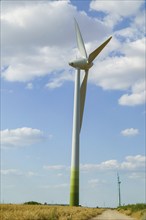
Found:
69,19 -> 112,73
69,58 -> 93,70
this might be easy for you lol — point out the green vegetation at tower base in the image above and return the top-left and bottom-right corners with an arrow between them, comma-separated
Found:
117,203 -> 146,220
24,201 -> 42,205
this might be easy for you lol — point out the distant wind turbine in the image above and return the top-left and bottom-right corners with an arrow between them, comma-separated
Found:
117,173 -> 121,206
69,19 -> 112,206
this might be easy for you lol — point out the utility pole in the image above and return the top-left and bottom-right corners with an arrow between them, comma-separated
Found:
117,173 -> 121,206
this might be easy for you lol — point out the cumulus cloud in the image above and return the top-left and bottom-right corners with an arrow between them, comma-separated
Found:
1,127 -> 47,148
90,0 -> 143,16
119,91 -> 145,106
118,81 -> 145,106
89,1 -> 145,106
1,0 -> 145,106
1,0 -> 109,83
121,128 -> 139,136
81,160 -> 119,172
90,37 -> 145,104
121,155 -> 145,170
90,0 -> 144,28
43,155 -> 145,174
81,155 -> 145,172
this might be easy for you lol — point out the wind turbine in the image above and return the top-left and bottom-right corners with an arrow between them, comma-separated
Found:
69,19 -> 112,206
117,173 -> 121,206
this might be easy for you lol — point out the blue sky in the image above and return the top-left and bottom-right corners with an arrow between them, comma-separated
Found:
1,0 -> 145,207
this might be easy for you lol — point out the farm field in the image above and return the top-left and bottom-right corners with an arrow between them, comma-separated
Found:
0,204 -> 104,220
117,204 -> 146,220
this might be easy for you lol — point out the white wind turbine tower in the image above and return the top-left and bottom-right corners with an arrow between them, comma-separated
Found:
69,19 -> 112,206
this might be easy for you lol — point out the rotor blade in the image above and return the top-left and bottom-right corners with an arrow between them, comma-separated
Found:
80,70 -> 88,131
74,18 -> 87,59
88,36 -> 112,63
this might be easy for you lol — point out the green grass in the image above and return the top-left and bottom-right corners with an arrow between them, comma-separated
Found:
118,203 -> 146,211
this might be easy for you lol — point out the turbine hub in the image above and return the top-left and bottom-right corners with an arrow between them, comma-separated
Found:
69,58 -> 93,70
69,62 -> 74,67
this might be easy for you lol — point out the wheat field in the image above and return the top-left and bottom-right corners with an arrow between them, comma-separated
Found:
0,204 -> 104,220
117,204 -> 146,220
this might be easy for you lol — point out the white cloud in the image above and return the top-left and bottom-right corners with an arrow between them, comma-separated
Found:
119,91 -> 145,106
81,155 -> 145,172
90,0 -> 143,16
1,169 -> 22,176
1,127 -> 47,148
27,171 -> 38,177
88,1 -> 145,106
88,179 -> 99,184
88,179 -> 106,188
46,70 -> 74,89
118,81 -> 145,106
100,160 -> 119,169
81,160 -> 119,172
90,0 -> 143,27
43,165 -> 66,171
1,1 -> 109,84
26,82 -> 33,90
41,183 -> 68,189
90,37 -> 145,88
88,179 -> 99,188
89,36 -> 145,106
121,128 -> 139,137
1,1 -> 145,106
128,172 -> 144,179
57,173 -> 63,177
1,169 -> 38,177
121,155 -> 145,170
114,8 -> 145,42
42,155 -> 145,174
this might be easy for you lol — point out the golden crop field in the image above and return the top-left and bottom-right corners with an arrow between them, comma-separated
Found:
117,204 -> 146,220
118,209 -> 146,220
0,204 -> 104,220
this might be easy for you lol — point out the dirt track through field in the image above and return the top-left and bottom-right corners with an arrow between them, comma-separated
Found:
90,210 -> 136,220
